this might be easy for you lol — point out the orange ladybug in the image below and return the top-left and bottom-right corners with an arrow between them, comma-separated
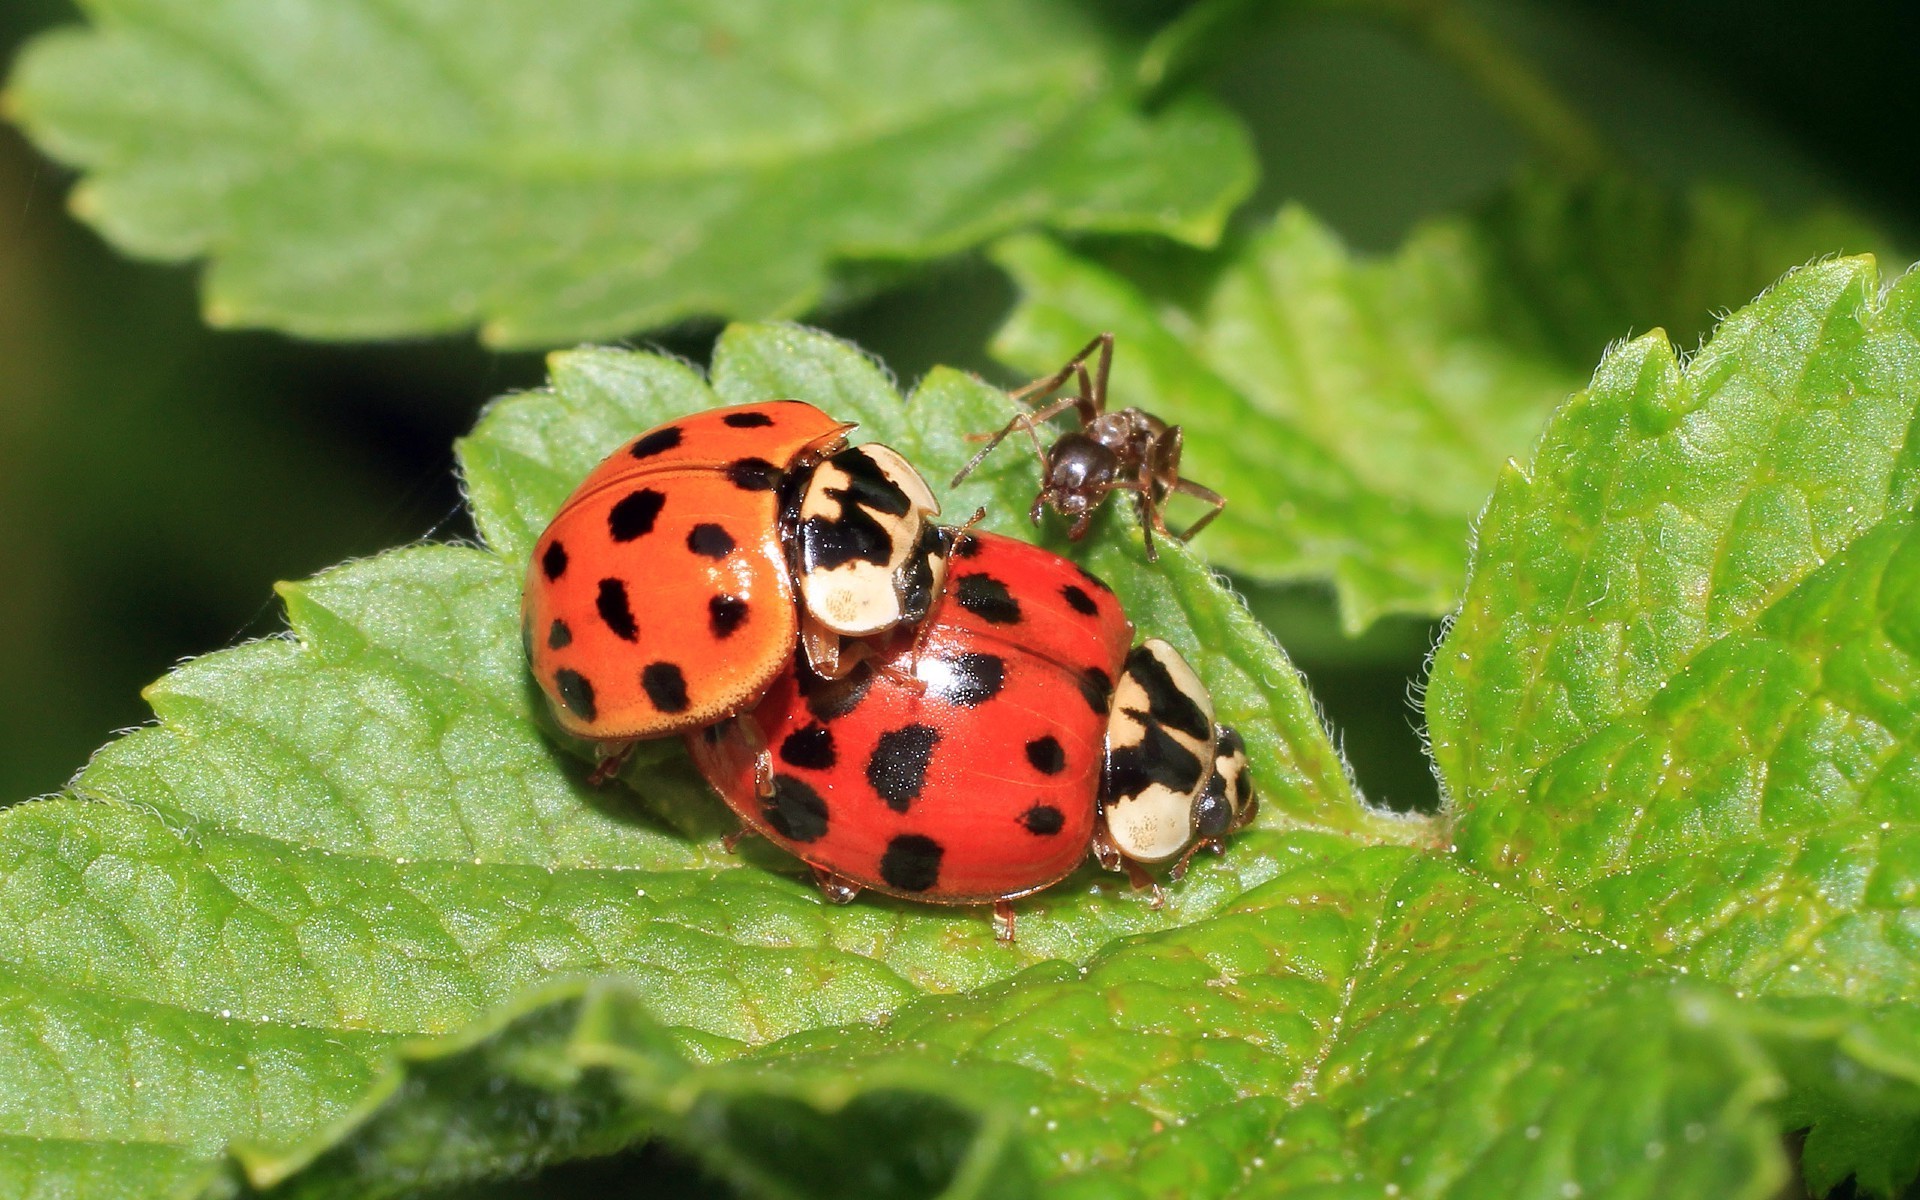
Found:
522,401 -> 946,767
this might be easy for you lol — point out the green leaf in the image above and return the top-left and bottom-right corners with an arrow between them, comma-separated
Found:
5,317 -> 1907,1198
991,173 -> 1888,631
0,323 -> 1424,1197
223,979 -> 1034,1200
1428,255 -> 1920,1192
220,838 -> 1822,1200
3,0 -> 1254,347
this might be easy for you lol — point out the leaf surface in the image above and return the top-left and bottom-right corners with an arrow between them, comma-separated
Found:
991,174 -> 1887,630
0,324 -> 1426,1198
1428,255 -> 1920,1193
2,315 -> 1913,1198
4,0 -> 1254,346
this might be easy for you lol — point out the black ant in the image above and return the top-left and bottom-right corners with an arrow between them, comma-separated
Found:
950,333 -> 1225,561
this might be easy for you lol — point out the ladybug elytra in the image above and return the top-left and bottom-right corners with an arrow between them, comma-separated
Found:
523,401 -> 945,763
687,531 -> 1255,937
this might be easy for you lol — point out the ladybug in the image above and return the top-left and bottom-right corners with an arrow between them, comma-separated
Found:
523,401 -> 947,770
686,531 -> 1256,938
950,332 -> 1226,560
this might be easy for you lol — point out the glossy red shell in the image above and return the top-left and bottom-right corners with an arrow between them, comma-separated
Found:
688,532 -> 1134,903
523,401 -> 850,740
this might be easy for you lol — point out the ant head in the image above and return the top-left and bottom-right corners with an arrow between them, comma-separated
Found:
1042,434 -> 1121,518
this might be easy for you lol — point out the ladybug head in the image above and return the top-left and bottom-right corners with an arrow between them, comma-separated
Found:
1039,434 -> 1123,537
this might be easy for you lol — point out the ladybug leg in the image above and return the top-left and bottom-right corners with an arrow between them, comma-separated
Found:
993,900 -> 1018,944
713,713 -> 776,798
1090,822 -> 1124,873
875,658 -> 928,695
586,741 -> 637,787
1120,858 -> 1167,908
811,867 -> 862,905
799,618 -> 846,679
1168,837 -> 1225,882
721,827 -> 760,854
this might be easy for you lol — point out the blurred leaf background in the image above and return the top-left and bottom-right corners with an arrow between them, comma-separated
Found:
0,0 -> 1912,816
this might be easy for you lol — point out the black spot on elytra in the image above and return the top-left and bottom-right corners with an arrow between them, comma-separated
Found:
1019,804 -> 1065,836
554,669 -> 596,722
956,574 -> 1021,624
1025,735 -> 1065,775
763,774 -> 829,843
520,616 -> 533,661
547,619 -> 572,650
780,723 -> 836,771
1105,721 -> 1207,803
709,594 -> 748,639
641,662 -> 689,713
727,457 -> 781,490
934,652 -> 1005,707
608,488 -> 666,541
629,425 -> 683,460
879,834 -> 943,892
1075,563 -> 1113,593
1124,646 -> 1212,741
867,724 -> 939,812
951,535 -> 982,559
541,540 -> 568,581
596,578 -> 637,641
802,664 -> 873,721
1077,666 -> 1114,715
723,410 -> 775,428
687,523 -> 736,558
1061,584 -> 1098,616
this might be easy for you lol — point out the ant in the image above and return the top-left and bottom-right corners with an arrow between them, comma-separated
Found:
950,332 -> 1225,561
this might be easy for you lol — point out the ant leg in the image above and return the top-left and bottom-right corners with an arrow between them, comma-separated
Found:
1170,478 -> 1228,540
1132,486 -> 1160,562
950,396 -> 1082,488
1005,332 -> 1110,407
1087,331 -> 1113,417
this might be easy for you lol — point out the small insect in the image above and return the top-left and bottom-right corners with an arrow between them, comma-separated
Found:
951,332 -> 1226,560
686,531 -> 1256,940
523,401 -> 946,771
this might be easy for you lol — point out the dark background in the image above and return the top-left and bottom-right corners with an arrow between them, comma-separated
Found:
1,0 -> 1913,820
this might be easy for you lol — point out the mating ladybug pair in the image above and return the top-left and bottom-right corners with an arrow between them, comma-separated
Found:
521,337 -> 1245,935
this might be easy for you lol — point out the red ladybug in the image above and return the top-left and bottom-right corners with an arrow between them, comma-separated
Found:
523,401 -> 947,771
687,531 -> 1255,937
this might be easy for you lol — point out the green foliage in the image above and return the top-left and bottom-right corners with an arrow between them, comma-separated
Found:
1427,255 -> 1920,1195
2,0 -> 1254,347
0,309 -> 1915,1197
992,173 -> 1887,631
